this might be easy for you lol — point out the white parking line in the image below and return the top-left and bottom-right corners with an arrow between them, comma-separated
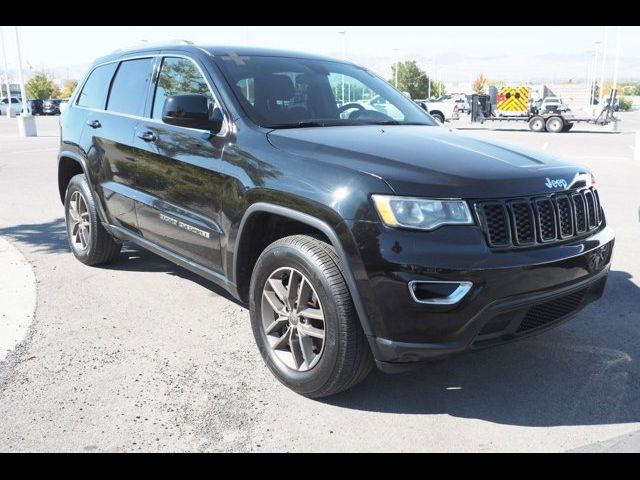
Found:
542,142 -> 549,150
9,148 -> 59,155
0,237 -> 36,362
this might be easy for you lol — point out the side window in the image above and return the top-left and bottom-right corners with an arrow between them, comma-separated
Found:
77,63 -> 118,109
107,58 -> 154,116
152,57 -> 217,120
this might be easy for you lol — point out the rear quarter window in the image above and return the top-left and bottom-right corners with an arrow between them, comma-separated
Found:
77,63 -> 118,109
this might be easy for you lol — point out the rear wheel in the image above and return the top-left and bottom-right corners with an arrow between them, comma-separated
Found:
250,235 -> 373,398
64,174 -> 121,266
546,116 -> 565,133
529,116 -> 546,132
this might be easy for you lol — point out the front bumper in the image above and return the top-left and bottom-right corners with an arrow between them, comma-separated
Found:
346,220 -> 615,369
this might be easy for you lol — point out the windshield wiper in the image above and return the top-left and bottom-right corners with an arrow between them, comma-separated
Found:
270,121 -> 347,129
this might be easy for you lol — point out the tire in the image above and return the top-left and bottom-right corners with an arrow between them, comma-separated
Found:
546,116 -> 564,133
563,122 -> 574,132
64,174 -> 121,266
529,116 -> 546,132
250,235 -> 373,398
431,112 -> 445,123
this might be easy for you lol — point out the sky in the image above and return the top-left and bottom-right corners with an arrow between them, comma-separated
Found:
1,26 -> 639,84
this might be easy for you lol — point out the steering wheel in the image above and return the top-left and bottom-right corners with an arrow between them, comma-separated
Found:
337,103 -> 365,115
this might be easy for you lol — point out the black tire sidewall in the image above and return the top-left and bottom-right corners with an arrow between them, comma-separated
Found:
529,116 -> 545,132
546,116 -> 564,133
64,175 -> 101,263
250,242 -> 343,395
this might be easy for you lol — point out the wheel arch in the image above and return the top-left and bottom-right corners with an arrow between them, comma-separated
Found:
233,203 -> 374,337
58,150 -> 110,227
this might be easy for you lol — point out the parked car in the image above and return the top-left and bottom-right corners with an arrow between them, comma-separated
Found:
58,45 -> 614,398
414,98 -> 460,123
59,99 -> 70,114
539,97 -> 569,114
435,94 -> 470,114
0,96 -> 31,116
28,99 -> 45,115
42,99 -> 63,115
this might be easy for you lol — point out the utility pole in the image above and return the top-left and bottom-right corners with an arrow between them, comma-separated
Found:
14,26 -> 36,136
1,26 -> 12,118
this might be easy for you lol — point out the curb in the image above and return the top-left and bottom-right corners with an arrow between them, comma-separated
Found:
0,236 -> 36,362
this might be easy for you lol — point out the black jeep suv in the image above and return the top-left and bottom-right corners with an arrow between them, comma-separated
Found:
58,45 -> 614,397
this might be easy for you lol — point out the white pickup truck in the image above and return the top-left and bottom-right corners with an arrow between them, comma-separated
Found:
414,99 -> 460,123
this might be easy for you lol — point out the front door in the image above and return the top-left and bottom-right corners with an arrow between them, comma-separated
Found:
132,56 -> 228,273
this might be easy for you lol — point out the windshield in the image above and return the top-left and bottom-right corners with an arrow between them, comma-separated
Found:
214,54 -> 436,129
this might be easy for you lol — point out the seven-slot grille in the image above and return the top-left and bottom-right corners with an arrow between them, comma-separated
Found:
476,188 -> 603,249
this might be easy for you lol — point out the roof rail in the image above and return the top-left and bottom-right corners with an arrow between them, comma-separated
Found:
112,39 -> 193,53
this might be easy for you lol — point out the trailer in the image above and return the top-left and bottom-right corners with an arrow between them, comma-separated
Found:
469,91 -> 619,133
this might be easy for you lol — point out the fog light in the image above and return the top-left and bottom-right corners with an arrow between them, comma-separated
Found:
409,281 -> 473,305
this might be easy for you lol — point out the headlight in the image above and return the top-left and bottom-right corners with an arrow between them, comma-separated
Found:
372,195 -> 474,230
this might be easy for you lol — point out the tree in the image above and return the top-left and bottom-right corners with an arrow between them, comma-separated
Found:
634,83 -> 640,96
618,96 -> 633,112
50,83 -> 62,99
26,72 -> 55,99
61,80 -> 78,99
472,74 -> 488,94
389,61 -> 436,99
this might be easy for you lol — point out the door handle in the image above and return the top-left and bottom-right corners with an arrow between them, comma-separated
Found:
136,131 -> 157,142
86,120 -> 101,129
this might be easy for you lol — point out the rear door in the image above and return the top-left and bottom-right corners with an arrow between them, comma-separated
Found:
131,55 -> 228,272
78,57 -> 156,234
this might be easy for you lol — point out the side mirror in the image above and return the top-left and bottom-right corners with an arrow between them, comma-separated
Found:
162,94 -> 223,133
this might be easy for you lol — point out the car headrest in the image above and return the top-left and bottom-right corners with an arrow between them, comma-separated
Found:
259,74 -> 295,102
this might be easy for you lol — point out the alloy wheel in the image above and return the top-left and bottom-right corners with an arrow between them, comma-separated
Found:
68,191 -> 91,252
261,267 -> 326,372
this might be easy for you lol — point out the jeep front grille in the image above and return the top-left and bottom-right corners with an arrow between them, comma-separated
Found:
476,188 -> 603,249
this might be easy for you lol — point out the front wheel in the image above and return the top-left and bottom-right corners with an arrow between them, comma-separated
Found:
529,116 -> 546,132
431,112 -> 445,123
250,235 -> 373,398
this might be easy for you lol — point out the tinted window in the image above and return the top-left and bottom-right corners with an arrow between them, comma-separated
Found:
214,55 -> 434,128
152,57 -> 217,120
107,58 -> 154,116
77,63 -> 117,109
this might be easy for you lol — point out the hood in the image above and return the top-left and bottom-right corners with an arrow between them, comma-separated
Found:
267,125 -> 589,198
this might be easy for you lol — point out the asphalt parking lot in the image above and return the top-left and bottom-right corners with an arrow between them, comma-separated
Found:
0,114 -> 639,452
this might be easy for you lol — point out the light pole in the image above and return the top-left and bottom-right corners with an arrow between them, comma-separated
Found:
427,59 -> 431,99
611,26 -> 622,105
1,27 -> 13,118
338,31 -> 346,105
14,26 -> 36,136
598,26 -> 608,108
393,48 -> 400,88
589,41 -> 601,114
